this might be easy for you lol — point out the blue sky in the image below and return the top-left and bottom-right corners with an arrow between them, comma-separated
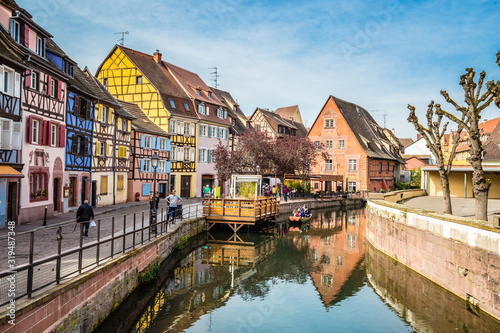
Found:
21,0 -> 500,138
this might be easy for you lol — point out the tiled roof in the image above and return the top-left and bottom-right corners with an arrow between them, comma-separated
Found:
479,117 -> 500,133
0,0 -> 20,10
211,88 -> 248,134
0,29 -> 26,68
398,138 -> 414,148
331,96 -> 404,163
274,105 -> 299,122
119,100 -> 168,136
291,120 -> 308,137
118,46 -> 198,120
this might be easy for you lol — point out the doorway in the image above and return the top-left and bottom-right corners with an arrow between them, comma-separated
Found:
181,175 -> 191,198
7,182 -> 17,222
53,178 -> 60,212
92,181 -> 97,207
158,183 -> 167,198
170,174 -> 176,192
69,177 -> 76,207
81,177 -> 88,203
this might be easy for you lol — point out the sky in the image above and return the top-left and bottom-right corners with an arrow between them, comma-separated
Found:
21,0 -> 500,139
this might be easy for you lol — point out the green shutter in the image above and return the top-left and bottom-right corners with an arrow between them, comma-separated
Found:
207,149 -> 211,163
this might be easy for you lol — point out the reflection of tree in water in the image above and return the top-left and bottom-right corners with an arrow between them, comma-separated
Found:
235,236 -> 312,300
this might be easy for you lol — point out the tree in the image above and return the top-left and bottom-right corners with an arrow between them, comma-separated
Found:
438,68 -> 500,220
211,140 -> 248,192
407,102 -> 463,214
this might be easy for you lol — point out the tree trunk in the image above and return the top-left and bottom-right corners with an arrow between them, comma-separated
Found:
474,188 -> 489,221
438,170 -> 452,215
469,140 -> 490,221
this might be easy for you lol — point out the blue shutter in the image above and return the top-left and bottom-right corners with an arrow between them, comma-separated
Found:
166,138 -> 171,151
142,183 -> 151,196
156,137 -> 161,150
166,161 -> 171,173
224,110 -> 227,119
151,136 -> 156,149
140,159 -> 145,172
207,149 -> 211,163
140,135 -> 145,148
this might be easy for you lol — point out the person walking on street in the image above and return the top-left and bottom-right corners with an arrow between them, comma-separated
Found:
203,185 -> 211,198
76,200 -> 94,239
283,185 -> 289,202
166,190 -> 182,223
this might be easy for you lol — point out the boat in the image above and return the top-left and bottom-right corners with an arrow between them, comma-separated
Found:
289,215 -> 312,223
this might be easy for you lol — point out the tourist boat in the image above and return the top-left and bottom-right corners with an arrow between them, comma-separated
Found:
289,215 -> 312,223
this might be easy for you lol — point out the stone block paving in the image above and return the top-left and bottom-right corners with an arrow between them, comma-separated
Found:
0,198 -> 203,305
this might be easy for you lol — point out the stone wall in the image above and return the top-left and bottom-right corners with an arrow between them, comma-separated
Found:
367,189 -> 424,203
278,197 -> 365,214
0,217 -> 206,333
366,200 -> 500,321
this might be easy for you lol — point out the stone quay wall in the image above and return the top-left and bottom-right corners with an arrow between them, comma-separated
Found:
0,217 -> 206,333
366,200 -> 500,321
279,197 -> 365,214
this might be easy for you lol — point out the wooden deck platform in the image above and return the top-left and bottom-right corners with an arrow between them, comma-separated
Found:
203,197 -> 280,232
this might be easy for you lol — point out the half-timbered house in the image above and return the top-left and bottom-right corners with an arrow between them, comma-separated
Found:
164,62 -> 231,196
0,29 -> 27,227
119,100 -> 170,201
249,108 -> 303,138
96,46 -> 197,198
0,1 -> 70,223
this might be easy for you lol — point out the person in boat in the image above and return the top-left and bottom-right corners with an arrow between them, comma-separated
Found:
303,205 -> 310,216
292,209 -> 298,217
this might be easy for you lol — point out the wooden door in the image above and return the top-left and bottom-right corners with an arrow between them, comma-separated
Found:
53,178 -> 59,212
7,182 -> 17,222
92,181 -> 97,207
181,175 -> 190,198
69,178 -> 76,207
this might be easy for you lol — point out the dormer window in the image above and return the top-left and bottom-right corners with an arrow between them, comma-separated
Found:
196,89 -> 201,95
208,91 -> 212,98
36,37 -> 44,57
10,20 -> 20,43
183,102 -> 189,111
198,103 -> 206,115
169,98 -> 176,109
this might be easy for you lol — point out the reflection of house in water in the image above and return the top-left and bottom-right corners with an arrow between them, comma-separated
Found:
293,209 -> 366,306
132,234 -> 279,333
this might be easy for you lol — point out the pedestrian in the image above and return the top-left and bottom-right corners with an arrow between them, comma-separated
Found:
149,194 -> 159,231
203,184 -> 211,198
166,190 -> 182,223
272,185 -> 277,197
283,185 -> 289,202
76,199 -> 94,239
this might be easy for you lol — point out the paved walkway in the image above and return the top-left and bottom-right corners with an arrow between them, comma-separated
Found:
403,196 -> 500,223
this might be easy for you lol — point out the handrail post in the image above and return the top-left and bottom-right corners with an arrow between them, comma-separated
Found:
96,219 -> 101,266
27,231 -> 34,297
56,227 -> 62,284
78,223 -> 83,274
222,199 -> 225,217
160,208 -> 164,234
111,217 -> 115,258
141,212 -> 144,244
123,215 -> 126,253
132,214 -> 136,248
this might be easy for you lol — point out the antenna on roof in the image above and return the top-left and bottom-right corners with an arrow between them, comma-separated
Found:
114,31 -> 129,46
382,110 -> 388,128
209,66 -> 220,89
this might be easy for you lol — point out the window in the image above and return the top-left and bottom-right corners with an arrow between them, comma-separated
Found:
79,98 -> 87,118
98,141 -> 106,156
321,275 -> 333,287
158,160 -> 166,173
183,102 -> 190,111
199,148 -> 207,162
211,127 -> 217,138
169,98 -> 176,109
136,76 -> 142,84
326,140 -> 333,149
348,181 -> 356,192
101,176 -> 108,195
36,37 -> 44,57
171,146 -> 176,161
29,171 -> 48,201
324,119 -> 335,128
208,91 -> 212,98
200,125 -> 207,136
32,119 -> 40,144
50,79 -> 56,98
159,138 -> 167,150
101,106 -> 108,123
169,120 -> 176,133
117,175 -> 124,190
379,162 -> 382,173
10,20 -> 20,43
50,124 -> 57,147
314,182 -> 319,189
386,162 -> 390,173
314,141 -> 320,149
325,159 -> 333,171
184,123 -> 190,136
348,159 -> 357,171
143,159 -> 151,172
337,256 -> 344,265
196,89 -> 201,95
184,147 -> 190,161
339,140 -> 344,149
3,67 -> 15,95
118,146 -> 127,158
103,78 -> 108,86
198,103 -> 206,115
144,135 -> 153,149
30,71 -> 38,90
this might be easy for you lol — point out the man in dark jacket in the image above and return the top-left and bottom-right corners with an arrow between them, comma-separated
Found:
76,200 -> 94,239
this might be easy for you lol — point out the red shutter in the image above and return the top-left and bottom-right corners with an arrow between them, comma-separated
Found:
24,70 -> 30,88
59,125 -> 65,147
27,115 -> 32,144
46,75 -> 52,96
42,120 -> 49,145
23,24 -> 29,48
57,81 -> 62,100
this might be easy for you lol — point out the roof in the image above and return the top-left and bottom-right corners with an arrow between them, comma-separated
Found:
327,96 -> 404,163
116,46 -> 198,120
211,88 -> 248,134
0,0 -> 20,9
479,117 -> 500,133
274,105 -> 301,123
0,28 -> 27,69
291,120 -> 308,137
0,165 -> 23,178
398,138 -> 414,148
119,100 -> 168,136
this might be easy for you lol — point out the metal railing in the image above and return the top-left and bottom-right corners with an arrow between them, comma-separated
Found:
0,204 -> 204,306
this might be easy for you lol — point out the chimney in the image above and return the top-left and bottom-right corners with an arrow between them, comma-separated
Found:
153,49 -> 162,64
417,134 -> 421,140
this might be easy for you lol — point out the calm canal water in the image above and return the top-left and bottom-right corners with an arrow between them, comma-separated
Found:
98,206 -> 500,333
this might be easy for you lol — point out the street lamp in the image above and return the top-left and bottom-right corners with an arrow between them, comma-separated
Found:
151,152 -> 160,229
256,165 -> 260,174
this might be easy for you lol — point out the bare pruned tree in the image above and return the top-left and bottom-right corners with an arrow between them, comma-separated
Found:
408,102 -> 464,214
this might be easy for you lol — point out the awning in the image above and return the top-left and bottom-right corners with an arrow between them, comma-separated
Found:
381,178 -> 389,191
0,165 -> 24,178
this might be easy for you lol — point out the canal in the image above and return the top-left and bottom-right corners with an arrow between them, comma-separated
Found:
97,206 -> 500,332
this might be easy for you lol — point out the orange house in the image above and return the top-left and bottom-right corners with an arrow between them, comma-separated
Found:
308,96 -> 405,192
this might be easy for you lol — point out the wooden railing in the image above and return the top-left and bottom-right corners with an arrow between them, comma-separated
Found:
203,198 -> 279,221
